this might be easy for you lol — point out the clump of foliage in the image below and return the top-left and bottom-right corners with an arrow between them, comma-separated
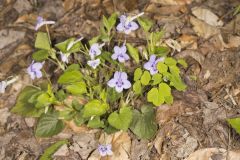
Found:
11,13 -> 187,139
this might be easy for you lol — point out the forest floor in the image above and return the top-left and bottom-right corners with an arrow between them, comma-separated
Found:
0,0 -> 240,159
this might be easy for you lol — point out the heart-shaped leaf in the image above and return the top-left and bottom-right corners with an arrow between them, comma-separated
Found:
83,100 -> 109,118
130,105 -> 158,139
35,32 -> 51,50
147,88 -> 164,106
35,112 -> 65,137
141,71 -> 151,85
108,107 -> 132,131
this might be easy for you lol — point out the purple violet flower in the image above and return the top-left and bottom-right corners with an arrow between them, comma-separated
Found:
87,59 -> 100,69
89,43 -> 104,59
111,45 -> 130,63
98,144 -> 113,157
27,61 -> 44,80
107,71 -> 131,93
60,52 -> 69,63
144,55 -> 165,75
35,16 -> 55,31
116,15 -> 139,34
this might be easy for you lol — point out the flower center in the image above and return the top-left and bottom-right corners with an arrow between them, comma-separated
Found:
116,78 -> 124,87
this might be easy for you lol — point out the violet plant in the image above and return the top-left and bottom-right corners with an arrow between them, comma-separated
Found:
11,13 -> 187,140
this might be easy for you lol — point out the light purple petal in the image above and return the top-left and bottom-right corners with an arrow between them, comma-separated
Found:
116,23 -> 125,32
60,53 -> 68,63
114,46 -> 121,54
120,72 -> 128,80
149,68 -> 158,75
35,17 -> 55,31
149,55 -> 156,62
111,53 -> 118,60
89,43 -> 101,59
115,85 -> 123,93
122,53 -> 129,60
156,57 -> 165,63
120,15 -> 127,23
120,45 -> 127,53
35,71 -> 43,78
129,21 -> 139,30
114,71 -> 121,79
106,145 -> 113,155
144,62 -> 153,71
123,80 -> 131,89
107,79 -> 117,88
31,62 -> 43,71
118,56 -> 126,63
87,59 -> 100,69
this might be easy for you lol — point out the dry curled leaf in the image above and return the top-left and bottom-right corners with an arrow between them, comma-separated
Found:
185,148 -> 240,160
150,0 -> 192,5
190,16 -> 219,39
192,7 -> 223,27
176,49 -> 205,66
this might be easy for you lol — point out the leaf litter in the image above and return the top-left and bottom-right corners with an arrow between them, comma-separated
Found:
1,0 -> 240,159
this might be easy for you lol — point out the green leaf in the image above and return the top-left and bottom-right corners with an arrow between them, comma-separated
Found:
108,13 -> 117,29
58,70 -> 82,84
155,46 -> 169,56
137,17 -> 153,32
159,83 -> 171,97
169,65 -> 180,75
74,112 -> 86,126
152,73 -> 162,85
66,82 -> 87,95
133,81 -> 142,95
39,140 -> 68,160
152,31 -> 164,44
165,95 -> 173,105
140,71 -> 151,85
147,88 -> 164,106
100,89 -> 107,102
11,86 -> 44,117
134,68 -> 142,81
35,112 -> 65,137
170,74 -> 187,91
32,50 -> 49,62
126,43 -> 139,64
87,116 -> 105,128
55,38 -> 73,52
89,36 -> 100,46
107,88 -> 122,103
101,51 -> 118,65
130,105 -> 158,139
103,15 -> 110,31
164,57 -> 177,66
65,64 -> 80,72
36,92 -> 53,108
59,108 -> 75,121
35,32 -> 51,50
55,90 -> 66,102
108,107 -> 132,131
178,59 -> 188,68
55,38 -> 82,53
83,100 -> 109,118
227,117 -> 240,134
233,5 -> 240,16
104,125 -> 119,134
157,62 -> 168,74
